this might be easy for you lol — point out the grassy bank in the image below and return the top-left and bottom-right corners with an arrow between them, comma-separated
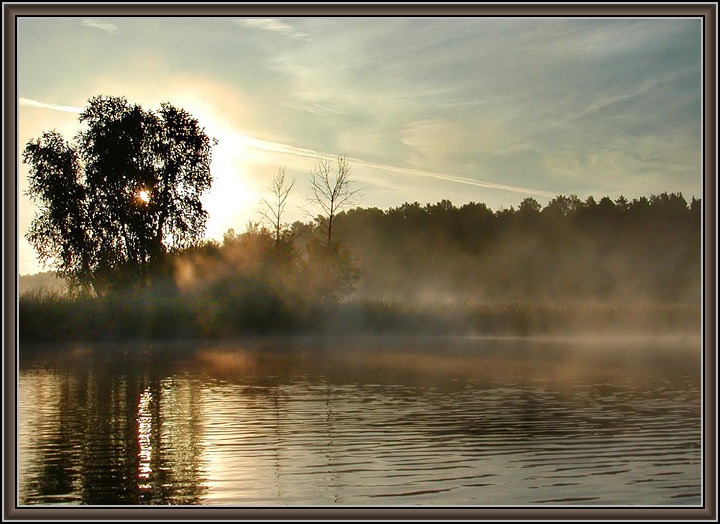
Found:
18,288 -> 701,343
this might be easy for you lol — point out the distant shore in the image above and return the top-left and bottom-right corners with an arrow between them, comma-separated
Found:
18,289 -> 701,344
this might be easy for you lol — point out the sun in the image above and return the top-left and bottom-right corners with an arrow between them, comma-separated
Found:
137,189 -> 151,204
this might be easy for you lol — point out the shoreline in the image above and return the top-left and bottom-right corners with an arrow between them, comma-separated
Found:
17,329 -> 703,355
18,290 -> 702,345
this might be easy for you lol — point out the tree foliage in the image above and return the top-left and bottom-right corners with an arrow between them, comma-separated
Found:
176,189 -> 698,309
24,95 -> 215,294
332,192 -> 701,303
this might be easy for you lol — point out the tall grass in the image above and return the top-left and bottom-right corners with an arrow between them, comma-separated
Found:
19,287 -> 701,343
19,288 -> 197,342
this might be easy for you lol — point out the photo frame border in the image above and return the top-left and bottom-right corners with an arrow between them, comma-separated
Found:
3,2 -> 716,521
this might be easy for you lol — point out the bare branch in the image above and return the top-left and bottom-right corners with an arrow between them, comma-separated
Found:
306,155 -> 361,246
259,167 -> 295,246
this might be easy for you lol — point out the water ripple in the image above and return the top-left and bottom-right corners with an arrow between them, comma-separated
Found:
18,340 -> 702,505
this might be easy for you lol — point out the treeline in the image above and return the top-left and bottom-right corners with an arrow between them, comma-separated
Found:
330,192 -> 701,304
20,191 -> 701,342
171,191 -> 701,309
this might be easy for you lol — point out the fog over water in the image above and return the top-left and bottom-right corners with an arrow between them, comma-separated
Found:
18,335 -> 702,506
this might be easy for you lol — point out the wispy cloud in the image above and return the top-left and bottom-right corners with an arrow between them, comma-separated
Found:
351,159 -> 557,199
554,70 -> 690,127
19,97 -> 83,114
228,131 -> 555,199
231,132 -> 323,160
236,18 -> 310,40
81,18 -> 119,34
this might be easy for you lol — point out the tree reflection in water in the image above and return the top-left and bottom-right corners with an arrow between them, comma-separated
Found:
18,337 -> 701,506
19,352 -> 207,505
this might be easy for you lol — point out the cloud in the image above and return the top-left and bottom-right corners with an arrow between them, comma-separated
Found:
233,133 -> 324,160
553,70 -> 691,127
400,119 -> 464,165
223,131 -> 556,199
81,18 -> 119,34
19,97 -> 83,114
236,18 -> 310,40
350,159 -> 557,199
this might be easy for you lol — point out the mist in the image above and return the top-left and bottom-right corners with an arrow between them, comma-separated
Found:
19,191 -> 701,343
335,194 -> 700,304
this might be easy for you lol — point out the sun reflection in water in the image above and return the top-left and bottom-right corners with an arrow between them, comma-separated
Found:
137,387 -> 153,490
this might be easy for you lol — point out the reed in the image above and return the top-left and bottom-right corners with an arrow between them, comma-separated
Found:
19,287 -> 700,344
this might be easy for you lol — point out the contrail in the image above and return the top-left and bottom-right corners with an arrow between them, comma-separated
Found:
21,97 -> 556,199
19,98 -> 83,114
233,132 -> 556,199
81,19 -> 120,34
233,134 -> 323,161
348,158 -> 557,199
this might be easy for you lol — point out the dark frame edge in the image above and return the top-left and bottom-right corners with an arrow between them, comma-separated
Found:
0,2 -> 718,17
3,2 -> 19,523
1,506 -> 719,521
3,2 -> 718,522
701,2 -> 718,522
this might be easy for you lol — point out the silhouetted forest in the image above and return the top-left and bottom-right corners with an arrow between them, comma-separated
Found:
20,191 -> 701,342
332,193 -> 701,304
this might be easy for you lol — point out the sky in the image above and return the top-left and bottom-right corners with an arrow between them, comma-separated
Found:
16,16 -> 702,275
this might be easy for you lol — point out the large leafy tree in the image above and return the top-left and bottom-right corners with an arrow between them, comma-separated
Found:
23,95 -> 215,294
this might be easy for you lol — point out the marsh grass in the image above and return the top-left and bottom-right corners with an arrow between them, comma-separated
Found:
321,300 -> 699,336
19,287 -> 700,343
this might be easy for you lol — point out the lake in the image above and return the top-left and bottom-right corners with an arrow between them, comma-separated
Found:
17,335 -> 702,506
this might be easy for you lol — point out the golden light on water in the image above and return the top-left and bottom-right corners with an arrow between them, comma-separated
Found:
137,388 -> 153,490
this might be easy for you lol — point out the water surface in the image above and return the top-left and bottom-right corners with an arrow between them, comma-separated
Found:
18,335 -> 702,506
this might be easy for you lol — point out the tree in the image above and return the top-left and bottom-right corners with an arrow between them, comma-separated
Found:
517,197 -> 542,222
303,155 -> 362,300
23,95 -> 215,294
542,194 -> 582,218
615,195 -> 630,211
307,155 -> 361,247
518,197 -> 541,215
259,167 -> 295,247
302,238 -> 361,302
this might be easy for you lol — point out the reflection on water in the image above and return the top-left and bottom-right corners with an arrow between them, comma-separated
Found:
18,336 -> 702,505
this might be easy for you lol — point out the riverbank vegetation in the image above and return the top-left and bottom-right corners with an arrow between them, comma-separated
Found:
18,95 -> 701,343
20,191 -> 701,342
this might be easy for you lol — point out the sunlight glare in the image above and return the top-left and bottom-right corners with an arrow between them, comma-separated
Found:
137,387 -> 153,490
201,129 -> 264,239
138,189 -> 151,204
